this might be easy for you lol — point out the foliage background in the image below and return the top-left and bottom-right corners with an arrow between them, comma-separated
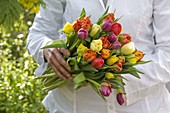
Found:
0,0 -> 48,113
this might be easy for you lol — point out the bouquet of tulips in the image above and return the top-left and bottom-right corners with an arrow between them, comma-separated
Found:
37,7 -> 150,105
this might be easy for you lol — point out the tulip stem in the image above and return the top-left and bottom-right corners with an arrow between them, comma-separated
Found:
86,78 -> 100,87
69,39 -> 81,52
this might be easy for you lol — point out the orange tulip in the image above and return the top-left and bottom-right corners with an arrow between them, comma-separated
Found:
73,19 -> 82,31
81,16 -> 92,31
133,50 -> 144,61
83,49 -> 97,62
100,36 -> 111,49
100,49 -> 111,59
104,13 -> 115,22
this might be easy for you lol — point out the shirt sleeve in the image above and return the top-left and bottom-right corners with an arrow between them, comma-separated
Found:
26,0 -> 66,76
124,0 -> 170,105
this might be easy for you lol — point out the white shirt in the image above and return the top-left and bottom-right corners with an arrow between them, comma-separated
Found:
27,0 -> 170,113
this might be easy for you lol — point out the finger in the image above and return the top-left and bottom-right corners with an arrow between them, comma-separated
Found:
50,57 -> 72,79
50,62 -> 67,80
58,48 -> 70,57
44,49 -> 67,80
52,49 -> 71,72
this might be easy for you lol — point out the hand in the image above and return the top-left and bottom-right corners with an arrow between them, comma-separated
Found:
43,48 -> 72,80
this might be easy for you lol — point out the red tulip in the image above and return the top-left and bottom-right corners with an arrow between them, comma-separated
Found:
119,34 -> 131,45
91,58 -> 104,69
110,22 -> 122,36
113,62 -> 122,72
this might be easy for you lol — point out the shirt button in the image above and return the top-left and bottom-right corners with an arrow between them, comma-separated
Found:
109,105 -> 113,110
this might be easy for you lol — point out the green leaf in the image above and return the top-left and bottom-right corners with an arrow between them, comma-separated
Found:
41,40 -> 66,49
73,72 -> 86,84
80,64 -> 98,72
79,8 -> 86,19
97,6 -> 110,25
99,64 -> 118,70
67,57 -> 80,71
118,67 -> 141,79
85,72 -> 105,80
135,60 -> 152,65
74,81 -> 87,90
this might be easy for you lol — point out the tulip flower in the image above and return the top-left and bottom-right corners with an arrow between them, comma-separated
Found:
90,39 -> 103,52
111,41 -> 121,50
101,20 -> 112,32
100,49 -> 111,59
110,22 -> 122,36
73,19 -> 82,31
91,58 -> 104,69
129,54 -> 138,64
77,43 -> 88,56
100,37 -> 111,49
106,55 -> 119,66
62,22 -> 74,34
105,72 -> 115,79
118,56 -> 126,64
81,16 -> 92,31
113,62 -> 122,72
119,34 -> 131,45
121,42 -> 136,55
90,24 -> 102,37
104,13 -> 115,22
117,93 -> 126,105
77,28 -> 88,40
133,50 -> 144,61
83,49 -> 97,62
99,82 -> 112,97
107,34 -> 117,43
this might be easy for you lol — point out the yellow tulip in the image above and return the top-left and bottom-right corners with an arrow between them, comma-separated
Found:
90,39 -> 103,52
77,44 -> 88,56
105,72 -> 115,79
106,55 -> 119,66
62,22 -> 74,34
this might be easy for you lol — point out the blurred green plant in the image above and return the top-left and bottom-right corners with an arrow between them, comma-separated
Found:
0,0 -> 48,113
0,0 -> 45,31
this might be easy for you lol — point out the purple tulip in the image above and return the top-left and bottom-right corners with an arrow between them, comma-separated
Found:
102,20 -> 112,32
99,86 -> 111,96
116,93 -> 126,105
78,28 -> 88,40
111,41 -> 121,50
108,34 -> 117,43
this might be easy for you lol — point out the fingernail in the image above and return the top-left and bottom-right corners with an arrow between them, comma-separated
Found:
68,76 -> 73,80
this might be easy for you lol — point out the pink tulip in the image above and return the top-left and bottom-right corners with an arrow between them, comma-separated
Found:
116,93 -> 126,105
91,58 -> 104,69
111,41 -> 121,50
99,82 -> 112,97
78,28 -> 88,40
107,34 -> 117,43
102,20 -> 112,32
